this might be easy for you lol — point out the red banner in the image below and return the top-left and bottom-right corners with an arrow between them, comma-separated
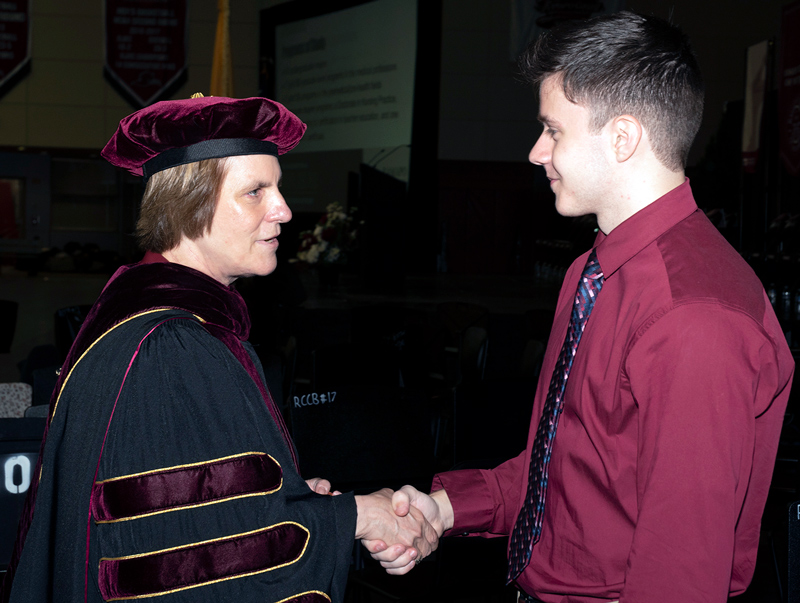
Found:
104,0 -> 187,108
0,0 -> 31,100
779,1 -> 800,175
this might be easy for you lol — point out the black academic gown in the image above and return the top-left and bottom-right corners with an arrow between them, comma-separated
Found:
3,259 -> 356,603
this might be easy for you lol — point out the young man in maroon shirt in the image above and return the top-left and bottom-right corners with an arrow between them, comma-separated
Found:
368,11 -> 794,603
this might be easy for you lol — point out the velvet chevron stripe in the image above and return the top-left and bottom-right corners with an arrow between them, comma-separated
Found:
92,452 -> 282,522
98,522 -> 310,600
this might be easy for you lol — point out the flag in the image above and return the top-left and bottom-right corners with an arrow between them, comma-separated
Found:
210,0 -> 233,97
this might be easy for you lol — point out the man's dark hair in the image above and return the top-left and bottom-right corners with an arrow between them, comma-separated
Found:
520,11 -> 704,171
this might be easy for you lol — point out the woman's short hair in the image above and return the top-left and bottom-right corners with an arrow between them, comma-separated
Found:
135,157 -> 229,253
519,11 -> 704,171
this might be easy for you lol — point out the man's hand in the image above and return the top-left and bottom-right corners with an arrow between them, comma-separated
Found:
362,486 -> 454,572
394,486 -> 453,536
355,488 -> 440,575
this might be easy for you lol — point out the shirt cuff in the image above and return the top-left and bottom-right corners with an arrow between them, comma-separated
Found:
432,469 -> 497,536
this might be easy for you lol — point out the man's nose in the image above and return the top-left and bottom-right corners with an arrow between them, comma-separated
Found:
529,133 -> 551,166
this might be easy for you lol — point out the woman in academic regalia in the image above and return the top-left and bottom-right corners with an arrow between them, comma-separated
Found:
2,95 -> 435,603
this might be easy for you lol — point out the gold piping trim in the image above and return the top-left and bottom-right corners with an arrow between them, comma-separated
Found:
276,591 -> 331,603
42,309 -> 205,489
52,309 -> 205,420
94,486 -> 282,524
101,522 -> 310,601
95,451 -> 277,483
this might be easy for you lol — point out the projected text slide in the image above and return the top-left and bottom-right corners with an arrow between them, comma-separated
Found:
275,0 -> 417,153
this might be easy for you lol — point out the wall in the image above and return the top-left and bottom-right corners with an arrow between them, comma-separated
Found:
629,0 -> 796,167
0,0 -> 263,150
437,0 -> 538,163
1,0 -> 798,267
438,0 -> 799,167
3,0 -> 797,161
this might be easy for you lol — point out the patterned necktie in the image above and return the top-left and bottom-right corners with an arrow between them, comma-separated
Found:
507,249 -> 604,583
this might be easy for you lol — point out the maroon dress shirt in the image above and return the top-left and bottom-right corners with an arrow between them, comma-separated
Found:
433,180 -> 794,602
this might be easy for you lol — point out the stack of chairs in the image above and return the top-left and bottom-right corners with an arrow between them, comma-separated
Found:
282,302 -> 554,603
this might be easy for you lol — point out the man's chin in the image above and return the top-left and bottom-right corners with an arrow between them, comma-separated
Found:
554,197 -> 576,218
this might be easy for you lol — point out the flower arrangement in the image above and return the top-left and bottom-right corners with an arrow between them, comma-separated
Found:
295,203 -> 359,265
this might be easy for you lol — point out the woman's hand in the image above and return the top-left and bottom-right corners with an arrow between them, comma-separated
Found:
305,477 -> 341,495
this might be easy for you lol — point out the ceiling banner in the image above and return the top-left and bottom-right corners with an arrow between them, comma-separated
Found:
0,0 -> 31,100
104,0 -> 188,108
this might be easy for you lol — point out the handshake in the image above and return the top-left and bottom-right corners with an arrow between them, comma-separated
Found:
308,479 -> 454,575
357,485 -> 455,575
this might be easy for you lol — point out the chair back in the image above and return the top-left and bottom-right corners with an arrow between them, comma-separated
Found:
0,384 -> 32,419
433,302 -> 490,386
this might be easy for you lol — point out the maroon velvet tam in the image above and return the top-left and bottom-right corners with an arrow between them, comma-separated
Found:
101,95 -> 307,178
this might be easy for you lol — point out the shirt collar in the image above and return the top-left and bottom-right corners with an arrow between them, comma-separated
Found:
593,178 -> 697,279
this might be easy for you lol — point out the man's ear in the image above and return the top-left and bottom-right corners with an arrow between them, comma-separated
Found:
608,115 -> 643,163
